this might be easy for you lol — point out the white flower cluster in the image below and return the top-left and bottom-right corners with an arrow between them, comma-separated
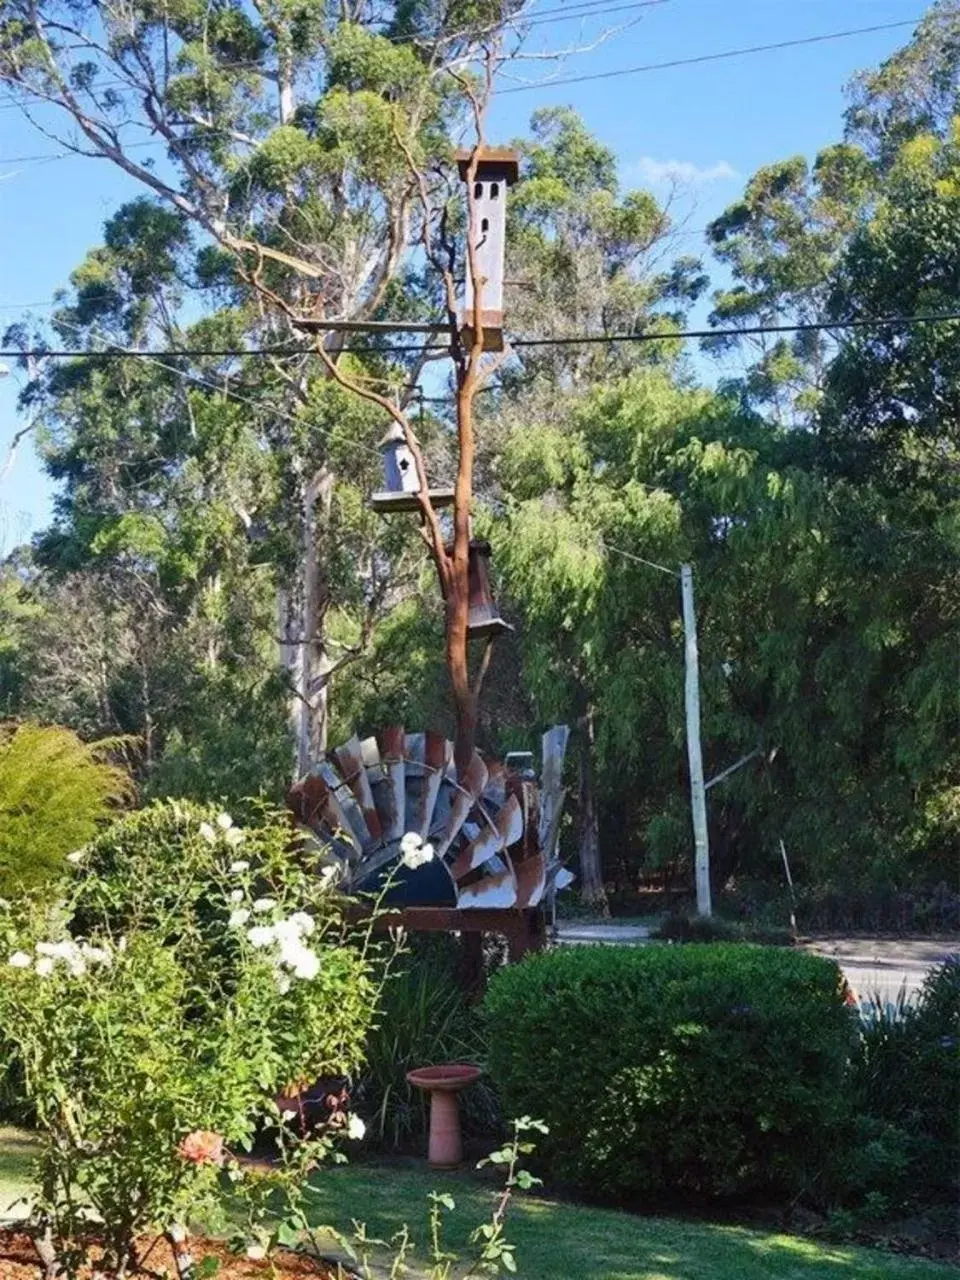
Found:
400,831 -> 435,870
8,938 -> 113,978
229,892 -> 320,989
199,812 -> 245,848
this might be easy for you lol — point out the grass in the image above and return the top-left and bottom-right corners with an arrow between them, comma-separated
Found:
0,1130 -> 953,1279
304,1159 -> 957,1280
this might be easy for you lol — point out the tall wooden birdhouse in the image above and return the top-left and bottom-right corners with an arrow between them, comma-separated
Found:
370,423 -> 454,513
456,147 -> 520,353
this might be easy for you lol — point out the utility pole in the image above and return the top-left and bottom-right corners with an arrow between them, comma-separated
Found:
681,564 -> 711,917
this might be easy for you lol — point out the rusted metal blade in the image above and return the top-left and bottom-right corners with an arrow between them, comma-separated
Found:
449,806 -> 504,880
290,771 -> 361,861
376,726 -> 406,842
457,866 -> 517,909
332,734 -> 382,847
515,853 -> 547,908
432,751 -> 488,858
313,759 -> 371,850
481,760 -> 507,810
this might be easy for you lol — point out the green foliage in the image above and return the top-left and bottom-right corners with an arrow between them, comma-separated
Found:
355,937 -> 498,1150
0,800 -> 378,1275
844,958 -> 960,1211
484,944 -> 854,1202
0,722 -> 133,896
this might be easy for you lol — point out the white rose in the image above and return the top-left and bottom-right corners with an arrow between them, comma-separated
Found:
66,850 -> 86,865
247,925 -> 275,948
216,813 -> 234,830
198,822 -> 216,844
230,889 -> 245,904
281,1109 -> 297,1122
275,973 -> 291,995
80,944 -> 111,967
400,831 -> 423,856
224,828 -> 245,847
291,948 -> 320,981
229,909 -> 251,929
35,957 -> 55,977
319,864 -> 339,883
288,911 -> 315,937
246,1245 -> 266,1261
8,952 -> 31,969
252,898 -> 276,914
401,841 -> 435,871
230,860 -> 250,874
347,1114 -> 366,1141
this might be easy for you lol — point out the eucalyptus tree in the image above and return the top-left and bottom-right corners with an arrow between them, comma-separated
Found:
0,0 -> 529,771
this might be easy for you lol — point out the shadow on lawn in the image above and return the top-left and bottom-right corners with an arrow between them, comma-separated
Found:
304,1162 -> 953,1280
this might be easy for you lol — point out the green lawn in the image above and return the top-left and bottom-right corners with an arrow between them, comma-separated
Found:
0,1130 -> 953,1280
304,1160 -> 956,1280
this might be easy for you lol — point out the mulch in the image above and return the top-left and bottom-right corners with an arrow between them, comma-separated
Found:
0,1231 -> 352,1280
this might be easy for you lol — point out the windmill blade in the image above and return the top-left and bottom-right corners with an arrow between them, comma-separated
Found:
313,760 -> 372,850
515,853 -> 547,908
432,751 -> 488,858
457,865 -> 517,909
376,725 -> 406,842
331,734 -> 382,847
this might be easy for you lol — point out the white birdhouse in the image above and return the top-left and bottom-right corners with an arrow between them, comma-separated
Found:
370,423 -> 454,513
457,147 -> 520,353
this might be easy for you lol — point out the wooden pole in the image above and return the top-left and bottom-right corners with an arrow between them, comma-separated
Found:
681,564 -> 711,917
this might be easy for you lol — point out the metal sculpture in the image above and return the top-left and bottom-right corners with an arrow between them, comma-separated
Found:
288,725 -> 570,912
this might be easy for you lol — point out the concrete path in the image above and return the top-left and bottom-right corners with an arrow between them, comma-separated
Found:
554,920 -> 957,1006
554,921 -> 651,946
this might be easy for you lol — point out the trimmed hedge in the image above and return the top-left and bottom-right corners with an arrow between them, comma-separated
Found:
483,943 -> 854,1202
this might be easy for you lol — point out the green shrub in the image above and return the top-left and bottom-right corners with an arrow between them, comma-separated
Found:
484,943 -> 853,1202
356,936 -> 499,1149
846,956 -> 959,1209
0,722 -> 133,896
0,800 -> 380,1275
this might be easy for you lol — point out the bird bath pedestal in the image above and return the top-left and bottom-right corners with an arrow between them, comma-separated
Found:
406,1064 -> 481,1169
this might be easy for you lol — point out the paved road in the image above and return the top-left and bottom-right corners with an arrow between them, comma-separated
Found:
803,937 -> 957,1006
554,922 -> 957,1006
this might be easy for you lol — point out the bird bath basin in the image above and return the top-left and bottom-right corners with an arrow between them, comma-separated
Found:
406,1064 -> 481,1169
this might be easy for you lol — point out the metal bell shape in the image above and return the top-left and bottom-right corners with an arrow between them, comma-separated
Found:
465,539 -> 513,640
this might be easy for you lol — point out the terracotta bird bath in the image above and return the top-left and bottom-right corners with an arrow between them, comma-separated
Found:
406,1064 -> 481,1169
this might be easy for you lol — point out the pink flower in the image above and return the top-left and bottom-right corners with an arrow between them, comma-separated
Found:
178,1130 -> 224,1166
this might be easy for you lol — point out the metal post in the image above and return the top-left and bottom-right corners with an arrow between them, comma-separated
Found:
681,564 -> 711,917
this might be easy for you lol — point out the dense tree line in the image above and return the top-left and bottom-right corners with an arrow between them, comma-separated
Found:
1,3 -> 958,922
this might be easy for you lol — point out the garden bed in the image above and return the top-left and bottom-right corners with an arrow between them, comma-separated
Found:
0,1232 -> 345,1280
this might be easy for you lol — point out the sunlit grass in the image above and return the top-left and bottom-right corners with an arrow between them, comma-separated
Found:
0,1130 -> 953,1279
304,1159 -> 956,1280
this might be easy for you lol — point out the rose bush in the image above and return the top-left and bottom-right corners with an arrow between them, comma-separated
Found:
0,800 -> 381,1280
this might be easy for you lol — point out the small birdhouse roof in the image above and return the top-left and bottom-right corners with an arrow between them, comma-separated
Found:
455,146 -> 520,185
378,422 -> 415,449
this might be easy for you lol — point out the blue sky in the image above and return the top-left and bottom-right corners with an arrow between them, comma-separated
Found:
0,0 -> 930,545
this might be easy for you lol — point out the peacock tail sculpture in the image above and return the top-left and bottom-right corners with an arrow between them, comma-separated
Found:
288,725 -> 571,910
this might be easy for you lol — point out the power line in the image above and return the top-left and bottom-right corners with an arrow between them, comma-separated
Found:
2,309 -> 959,360
499,17 -> 916,92
0,0 -> 668,120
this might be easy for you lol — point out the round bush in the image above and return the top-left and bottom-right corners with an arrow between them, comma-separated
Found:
483,943 -> 854,1202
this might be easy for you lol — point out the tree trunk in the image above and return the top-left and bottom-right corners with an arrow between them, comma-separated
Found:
577,703 -> 608,912
290,467 -> 334,776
